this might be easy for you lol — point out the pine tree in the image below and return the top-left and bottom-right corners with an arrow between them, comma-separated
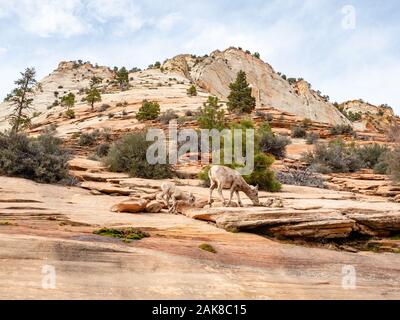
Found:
61,93 -> 75,109
6,68 -> 38,133
116,67 -> 129,90
197,96 -> 226,130
85,77 -> 102,111
227,70 -> 256,114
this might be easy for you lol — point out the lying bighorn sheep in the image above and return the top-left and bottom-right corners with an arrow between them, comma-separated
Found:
158,182 -> 195,213
208,165 -> 260,207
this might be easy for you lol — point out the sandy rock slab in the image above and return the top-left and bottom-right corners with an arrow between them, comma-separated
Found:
177,206 -> 400,239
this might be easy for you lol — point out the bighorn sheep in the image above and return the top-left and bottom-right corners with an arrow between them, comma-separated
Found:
208,165 -> 260,207
158,182 -> 195,213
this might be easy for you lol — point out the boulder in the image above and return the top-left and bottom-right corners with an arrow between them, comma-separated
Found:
111,199 -> 148,213
145,201 -> 165,213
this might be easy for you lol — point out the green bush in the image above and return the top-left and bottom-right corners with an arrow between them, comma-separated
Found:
197,96 -> 226,130
187,85 -> 198,96
291,125 -> 307,138
65,108 -> 75,119
105,131 -> 173,179
0,131 -> 70,183
136,100 -> 160,121
245,153 -> 281,192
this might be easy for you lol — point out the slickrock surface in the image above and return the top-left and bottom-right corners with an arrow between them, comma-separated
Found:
1,172 -> 399,299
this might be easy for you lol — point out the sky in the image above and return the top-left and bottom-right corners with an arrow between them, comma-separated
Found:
0,0 -> 399,114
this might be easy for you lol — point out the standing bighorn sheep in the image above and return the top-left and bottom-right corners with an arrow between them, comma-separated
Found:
208,165 -> 260,207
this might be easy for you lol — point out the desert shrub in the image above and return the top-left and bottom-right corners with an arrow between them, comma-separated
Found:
0,131 -> 70,183
356,144 -> 389,169
306,132 -> 320,145
65,108 -> 75,119
276,167 -> 325,188
158,109 -> 179,124
330,124 -> 354,136
291,125 -> 307,138
79,130 -> 100,146
185,110 -> 195,117
105,131 -> 173,179
136,100 -> 160,121
382,145 -> 400,182
255,111 -> 273,122
259,132 -> 291,159
387,123 -> 400,142
96,143 -> 110,157
302,140 -> 362,173
98,104 -> 110,112
187,85 -> 198,96
302,118 -> 313,128
347,111 -> 362,122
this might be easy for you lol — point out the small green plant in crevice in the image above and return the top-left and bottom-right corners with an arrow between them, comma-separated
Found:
199,243 -> 217,254
187,85 -> 198,96
93,227 -> 150,242
0,221 -> 17,226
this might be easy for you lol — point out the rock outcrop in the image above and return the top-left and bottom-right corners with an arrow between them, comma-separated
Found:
163,47 -> 350,125
339,99 -> 399,132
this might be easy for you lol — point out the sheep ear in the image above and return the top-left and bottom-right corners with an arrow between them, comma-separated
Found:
255,185 -> 259,191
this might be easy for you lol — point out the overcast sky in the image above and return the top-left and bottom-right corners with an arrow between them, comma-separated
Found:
0,0 -> 399,113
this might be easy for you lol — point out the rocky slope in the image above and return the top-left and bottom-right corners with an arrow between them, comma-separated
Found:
0,47 -> 357,133
339,99 -> 399,132
163,47 -> 350,125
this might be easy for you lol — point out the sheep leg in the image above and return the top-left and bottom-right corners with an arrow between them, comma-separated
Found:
208,180 -> 217,205
217,181 -> 226,206
236,191 -> 243,207
227,185 -> 236,207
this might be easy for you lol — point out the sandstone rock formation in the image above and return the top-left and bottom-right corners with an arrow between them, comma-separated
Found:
339,99 -> 399,132
163,47 -> 350,125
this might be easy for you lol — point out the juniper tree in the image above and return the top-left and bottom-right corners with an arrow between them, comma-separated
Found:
61,93 -> 75,110
84,77 -> 102,111
116,67 -> 129,90
197,96 -> 226,130
5,67 -> 38,133
227,70 -> 256,114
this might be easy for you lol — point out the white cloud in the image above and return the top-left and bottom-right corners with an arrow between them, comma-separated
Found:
1,0 -> 89,37
87,0 -> 143,35
0,47 -> 7,55
156,12 -> 183,31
